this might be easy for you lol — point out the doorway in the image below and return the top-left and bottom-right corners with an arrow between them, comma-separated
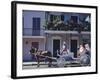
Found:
53,39 -> 60,57
71,40 -> 77,58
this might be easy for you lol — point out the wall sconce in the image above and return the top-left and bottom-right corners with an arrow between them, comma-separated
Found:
25,41 -> 28,44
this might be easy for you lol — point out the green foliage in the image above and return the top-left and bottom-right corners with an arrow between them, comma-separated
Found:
44,19 -> 90,31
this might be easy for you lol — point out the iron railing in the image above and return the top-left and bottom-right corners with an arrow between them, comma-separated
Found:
23,28 -> 40,36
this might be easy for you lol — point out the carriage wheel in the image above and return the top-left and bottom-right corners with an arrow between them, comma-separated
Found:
57,57 -> 66,67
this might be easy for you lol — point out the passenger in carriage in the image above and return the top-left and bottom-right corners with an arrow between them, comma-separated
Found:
77,44 -> 86,58
62,41 -> 68,53
77,44 -> 90,65
58,41 -> 73,61
85,43 -> 91,56
84,43 -> 91,65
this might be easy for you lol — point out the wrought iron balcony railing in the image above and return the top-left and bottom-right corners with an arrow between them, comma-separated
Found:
43,21 -> 91,32
23,28 -> 40,36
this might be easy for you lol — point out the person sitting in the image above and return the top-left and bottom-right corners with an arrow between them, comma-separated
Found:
58,41 -> 73,61
85,43 -> 91,56
77,44 -> 90,65
77,44 -> 86,58
61,41 -> 68,55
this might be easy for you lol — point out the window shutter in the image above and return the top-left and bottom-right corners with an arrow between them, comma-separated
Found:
61,15 -> 64,21
50,15 -> 53,22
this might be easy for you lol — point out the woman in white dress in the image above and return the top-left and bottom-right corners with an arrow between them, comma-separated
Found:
58,41 -> 73,61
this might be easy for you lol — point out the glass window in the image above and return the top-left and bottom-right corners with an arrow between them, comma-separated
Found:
32,17 -> 40,36
50,15 -> 61,22
61,15 -> 64,21
71,16 -> 78,23
31,42 -> 39,49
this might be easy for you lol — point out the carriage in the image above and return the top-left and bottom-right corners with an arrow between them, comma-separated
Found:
30,47 -> 90,68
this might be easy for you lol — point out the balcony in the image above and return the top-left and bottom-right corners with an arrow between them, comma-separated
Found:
23,28 -> 40,36
43,20 -> 91,32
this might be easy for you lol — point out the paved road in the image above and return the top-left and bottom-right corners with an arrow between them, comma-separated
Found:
22,61 -> 85,69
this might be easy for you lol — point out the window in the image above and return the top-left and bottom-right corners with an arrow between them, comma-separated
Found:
61,15 -> 64,21
32,17 -> 40,36
71,16 -> 78,23
50,15 -> 53,22
31,42 -> 39,49
50,15 -> 62,22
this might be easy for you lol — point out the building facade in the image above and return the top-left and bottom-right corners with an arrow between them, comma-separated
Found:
23,10 -> 91,62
